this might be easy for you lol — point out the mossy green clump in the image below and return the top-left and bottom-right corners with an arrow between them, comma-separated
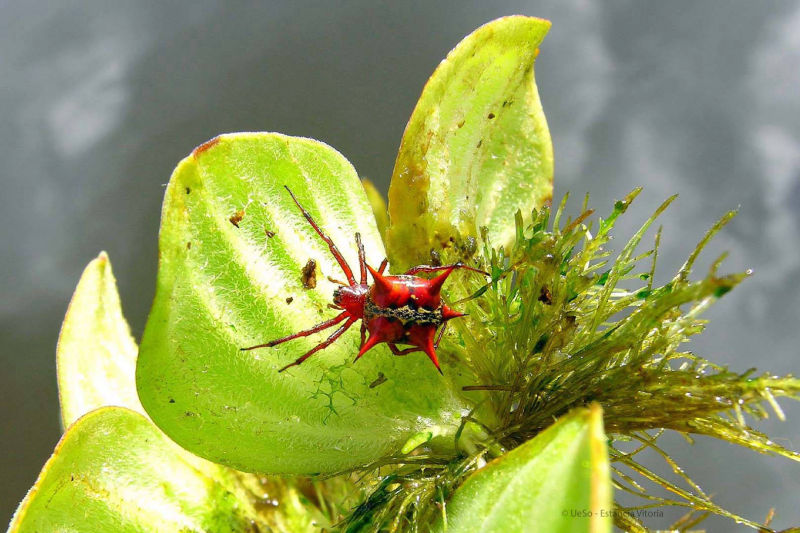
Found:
342,189 -> 800,532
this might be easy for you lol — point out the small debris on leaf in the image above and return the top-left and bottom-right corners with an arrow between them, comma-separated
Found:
301,259 -> 317,289
369,372 -> 387,389
229,209 -> 245,228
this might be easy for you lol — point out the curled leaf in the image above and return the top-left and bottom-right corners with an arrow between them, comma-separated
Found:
437,405 -> 611,533
56,252 -> 142,427
386,16 -> 554,270
9,408 -> 259,533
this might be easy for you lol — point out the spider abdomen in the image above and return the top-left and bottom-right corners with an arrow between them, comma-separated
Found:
368,275 -> 442,309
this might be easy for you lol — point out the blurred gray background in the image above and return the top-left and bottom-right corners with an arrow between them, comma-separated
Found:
2,1 -> 798,530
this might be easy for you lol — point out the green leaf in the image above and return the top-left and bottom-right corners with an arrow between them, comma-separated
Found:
27,252 -> 330,531
57,252 -> 142,427
8,407 -> 259,533
386,16 -> 554,270
137,133 -> 470,475
437,405 -> 611,533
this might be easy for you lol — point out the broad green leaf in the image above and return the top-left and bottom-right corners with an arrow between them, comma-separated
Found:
8,407 -> 261,533
437,405 -> 611,533
57,251 -> 142,427
386,16 -> 554,270
29,251 -> 333,532
138,133 -> 470,475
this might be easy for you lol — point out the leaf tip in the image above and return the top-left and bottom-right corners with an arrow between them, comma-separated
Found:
94,250 -> 109,267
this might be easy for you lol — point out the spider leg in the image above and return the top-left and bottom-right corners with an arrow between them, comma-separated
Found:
405,263 -> 489,295
240,311 -> 348,351
378,258 -> 388,274
434,322 -> 447,348
279,317 -> 357,372
403,262 -> 488,277
387,325 -> 447,357
285,186 -> 356,285
355,232 -> 367,285
327,276 -> 348,286
387,343 -> 421,356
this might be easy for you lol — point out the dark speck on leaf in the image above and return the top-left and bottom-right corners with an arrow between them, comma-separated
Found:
186,242 -> 192,250
265,229 -> 276,238
477,140 -> 483,148
229,209 -> 245,228
487,112 -> 495,119
370,372 -> 387,388
169,398 -> 175,404
286,296 -> 294,304
185,187 -> 191,194
301,259 -> 317,289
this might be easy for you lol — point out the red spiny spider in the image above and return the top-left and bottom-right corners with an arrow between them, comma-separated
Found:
241,186 -> 487,374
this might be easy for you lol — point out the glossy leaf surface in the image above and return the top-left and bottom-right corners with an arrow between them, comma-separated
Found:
386,16 -> 554,270
9,408 -> 258,533
57,252 -> 142,427
438,405 -> 611,533
137,133 -> 470,474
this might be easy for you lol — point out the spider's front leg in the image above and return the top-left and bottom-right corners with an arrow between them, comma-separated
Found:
285,186 -> 356,285
240,312 -> 348,351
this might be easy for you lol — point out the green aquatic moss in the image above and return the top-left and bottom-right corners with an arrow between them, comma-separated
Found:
341,189 -> 800,532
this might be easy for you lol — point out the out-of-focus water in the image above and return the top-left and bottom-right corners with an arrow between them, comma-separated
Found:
2,1 -> 798,530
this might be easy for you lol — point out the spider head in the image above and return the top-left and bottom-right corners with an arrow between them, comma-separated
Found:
332,283 -> 368,318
